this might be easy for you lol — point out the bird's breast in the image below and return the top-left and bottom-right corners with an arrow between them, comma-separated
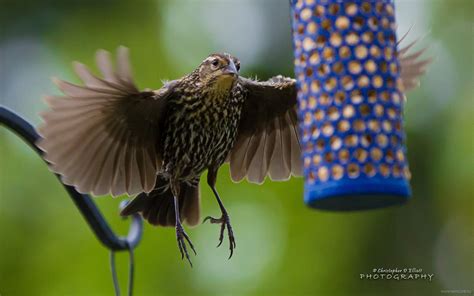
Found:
162,88 -> 244,179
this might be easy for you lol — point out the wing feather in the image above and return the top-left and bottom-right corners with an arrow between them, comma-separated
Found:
399,39 -> 433,92
268,116 -> 290,181
246,130 -> 267,184
127,146 -> 143,194
116,46 -> 138,92
264,121 -> 277,177
288,109 -> 303,176
280,114 -> 293,176
111,141 -> 128,196
73,62 -> 132,94
94,137 -> 121,195
53,78 -> 124,97
96,49 -> 121,84
242,134 -> 261,176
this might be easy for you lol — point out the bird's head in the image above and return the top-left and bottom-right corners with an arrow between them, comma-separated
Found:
198,53 -> 240,93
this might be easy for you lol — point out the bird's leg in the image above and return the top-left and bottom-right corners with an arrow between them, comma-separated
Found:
171,181 -> 196,267
203,169 -> 236,259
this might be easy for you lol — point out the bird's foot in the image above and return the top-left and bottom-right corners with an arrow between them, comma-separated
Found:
203,212 -> 236,259
175,223 -> 196,267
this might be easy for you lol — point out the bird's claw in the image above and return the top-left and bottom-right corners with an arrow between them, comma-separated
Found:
203,213 -> 236,259
176,223 -> 196,267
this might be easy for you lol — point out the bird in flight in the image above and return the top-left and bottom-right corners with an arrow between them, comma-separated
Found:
37,41 -> 430,266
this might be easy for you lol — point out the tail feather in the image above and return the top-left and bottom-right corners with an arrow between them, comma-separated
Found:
120,177 -> 200,227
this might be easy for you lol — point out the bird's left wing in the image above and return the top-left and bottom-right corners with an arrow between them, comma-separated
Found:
37,47 -> 175,196
398,40 -> 433,91
228,76 -> 302,184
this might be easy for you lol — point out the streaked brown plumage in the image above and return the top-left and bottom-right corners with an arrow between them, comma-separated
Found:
37,40 -> 430,265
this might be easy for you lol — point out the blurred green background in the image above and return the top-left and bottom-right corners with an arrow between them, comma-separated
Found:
0,0 -> 472,295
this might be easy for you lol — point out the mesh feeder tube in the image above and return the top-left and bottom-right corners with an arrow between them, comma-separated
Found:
291,0 -> 411,210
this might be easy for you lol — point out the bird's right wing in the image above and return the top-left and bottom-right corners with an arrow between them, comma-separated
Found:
37,47 -> 175,196
228,36 -> 431,185
228,76 -> 302,184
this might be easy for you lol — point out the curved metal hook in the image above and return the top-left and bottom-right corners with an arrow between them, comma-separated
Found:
0,105 -> 143,251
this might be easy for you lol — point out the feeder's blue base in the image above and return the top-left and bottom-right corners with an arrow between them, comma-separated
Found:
305,178 -> 411,211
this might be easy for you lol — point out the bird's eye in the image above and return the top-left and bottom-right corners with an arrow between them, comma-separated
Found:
211,59 -> 219,68
235,62 -> 240,71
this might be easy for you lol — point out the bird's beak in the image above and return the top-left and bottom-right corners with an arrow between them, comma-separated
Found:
223,60 -> 238,76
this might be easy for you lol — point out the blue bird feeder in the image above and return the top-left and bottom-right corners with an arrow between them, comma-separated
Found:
291,0 -> 411,210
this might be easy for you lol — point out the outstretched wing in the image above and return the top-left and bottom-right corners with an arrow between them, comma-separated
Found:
229,39 -> 431,184
37,47 -> 175,196
229,76 -> 302,184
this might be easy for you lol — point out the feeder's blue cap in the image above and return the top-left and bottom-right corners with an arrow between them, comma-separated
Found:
305,177 -> 411,211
